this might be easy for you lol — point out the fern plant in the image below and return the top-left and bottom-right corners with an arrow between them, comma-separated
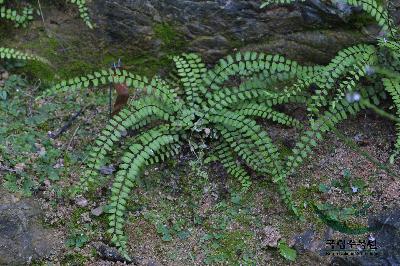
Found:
45,52 -> 320,256
0,0 -> 92,28
45,46 -> 395,257
39,0 -> 400,258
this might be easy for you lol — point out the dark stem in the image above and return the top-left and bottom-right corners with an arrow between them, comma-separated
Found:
49,107 -> 85,139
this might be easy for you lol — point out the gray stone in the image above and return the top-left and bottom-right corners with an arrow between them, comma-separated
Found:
330,208 -> 400,266
91,206 -> 104,217
99,165 -> 116,175
292,228 -> 329,255
75,195 -> 88,207
86,0 -> 396,63
0,190 -> 60,265
262,226 -> 282,247
293,229 -> 316,253
93,242 -> 134,263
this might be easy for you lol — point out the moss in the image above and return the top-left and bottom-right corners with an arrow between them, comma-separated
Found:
32,252 -> 88,266
31,261 -> 46,266
2,16 -> 189,87
68,207 -> 88,229
291,184 -> 327,227
277,141 -> 294,160
61,253 -> 88,266
99,51 -> 173,78
0,21 -> 13,37
207,230 -> 254,265
2,29 -> 102,81
57,60 -> 96,79
226,35 -> 244,50
294,184 -> 319,202
18,60 -> 55,85
153,22 -> 186,50
349,13 -> 378,29
154,23 -> 177,46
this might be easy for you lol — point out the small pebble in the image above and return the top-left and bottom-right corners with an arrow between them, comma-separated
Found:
1,71 -> 9,80
91,206 -> 104,216
94,242 -> 132,263
100,165 -> 115,175
75,196 -> 88,207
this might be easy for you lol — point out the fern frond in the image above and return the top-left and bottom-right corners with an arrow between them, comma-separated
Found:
203,51 -> 316,92
67,0 -> 93,29
205,80 -> 272,111
382,78 -> 400,162
210,142 -> 252,191
211,96 -> 298,213
41,68 -> 146,97
235,102 -> 303,129
144,143 -> 181,165
322,44 -> 377,80
107,126 -> 179,250
0,47 -> 45,62
81,97 -> 178,190
210,110 -> 283,176
173,53 -> 207,106
378,38 -> 400,62
307,44 -> 377,114
65,39 -> 400,256
276,179 -> 299,216
280,86 -> 381,182
205,76 -> 308,112
346,0 -> 396,35
41,70 -> 178,104
329,63 -> 372,110
213,125 -> 268,172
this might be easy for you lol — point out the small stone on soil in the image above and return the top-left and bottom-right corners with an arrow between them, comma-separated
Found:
262,226 -> 282,247
91,206 -> 104,216
75,196 -> 88,207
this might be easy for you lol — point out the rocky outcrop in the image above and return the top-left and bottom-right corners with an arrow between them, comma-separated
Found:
330,209 -> 400,266
0,189 -> 61,265
4,0 -> 398,78
291,209 -> 400,266
87,0 -> 395,63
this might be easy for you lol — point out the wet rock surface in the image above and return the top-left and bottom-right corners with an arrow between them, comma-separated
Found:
88,0 -> 398,63
0,190 -> 60,265
93,242 -> 136,264
290,209 -> 400,266
330,208 -> 400,266
293,229 -> 320,253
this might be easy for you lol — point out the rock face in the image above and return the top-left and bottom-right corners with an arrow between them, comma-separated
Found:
0,190 -> 60,265
5,0 -> 398,79
88,0 -> 392,63
290,209 -> 400,266
330,209 -> 400,266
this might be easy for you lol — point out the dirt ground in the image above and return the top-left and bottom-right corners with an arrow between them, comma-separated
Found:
18,106 -> 397,266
